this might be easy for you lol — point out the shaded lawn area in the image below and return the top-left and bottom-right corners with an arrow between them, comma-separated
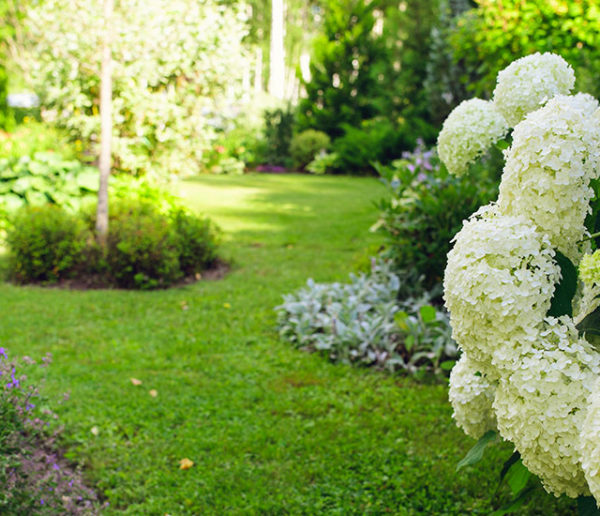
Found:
0,174 -> 575,514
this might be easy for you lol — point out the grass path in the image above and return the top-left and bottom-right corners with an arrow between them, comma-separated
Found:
0,174 -> 574,514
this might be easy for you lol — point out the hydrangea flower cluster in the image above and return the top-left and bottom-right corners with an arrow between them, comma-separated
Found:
440,53 -> 600,502
493,52 -> 575,126
437,98 -> 508,176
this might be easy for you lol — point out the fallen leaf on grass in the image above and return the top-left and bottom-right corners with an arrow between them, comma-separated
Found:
179,458 -> 194,470
130,378 -> 142,386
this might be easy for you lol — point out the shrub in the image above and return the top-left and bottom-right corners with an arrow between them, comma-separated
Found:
104,200 -> 182,289
373,141 -> 500,290
330,118 -> 435,175
276,259 -> 458,375
171,207 -> 219,276
289,130 -> 330,170
262,106 -> 294,168
6,204 -> 90,283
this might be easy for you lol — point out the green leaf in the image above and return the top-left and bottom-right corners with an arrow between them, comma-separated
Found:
578,496 -> 600,516
456,430 -> 497,471
491,485 -> 539,516
505,459 -> 530,496
577,305 -> 600,337
419,305 -> 437,323
440,360 -> 455,371
547,250 -> 578,318
499,451 -> 520,481
405,334 -> 414,352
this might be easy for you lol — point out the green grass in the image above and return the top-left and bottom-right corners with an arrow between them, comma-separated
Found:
0,174 -> 576,514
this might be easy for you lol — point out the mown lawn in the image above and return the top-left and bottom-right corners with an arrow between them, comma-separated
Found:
0,174 -> 576,514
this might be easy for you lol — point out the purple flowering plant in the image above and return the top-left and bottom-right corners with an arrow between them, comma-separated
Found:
372,140 -> 499,290
0,348 -> 101,514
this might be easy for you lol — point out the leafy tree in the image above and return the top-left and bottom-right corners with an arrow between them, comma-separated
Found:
296,0 -> 389,138
19,0 -> 249,178
450,0 -> 600,99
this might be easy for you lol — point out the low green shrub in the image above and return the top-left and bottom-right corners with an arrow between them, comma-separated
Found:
276,259 -> 458,376
289,130 -> 330,169
5,185 -> 221,289
172,207 -> 219,276
0,121 -> 79,161
263,106 -> 294,167
330,118 -> 435,175
373,141 -> 500,290
104,200 -> 182,289
6,204 -> 90,283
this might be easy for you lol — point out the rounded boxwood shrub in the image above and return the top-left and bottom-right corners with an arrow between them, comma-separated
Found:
6,204 -> 90,283
5,193 -> 221,289
104,200 -> 182,289
290,129 -> 331,169
171,207 -> 219,276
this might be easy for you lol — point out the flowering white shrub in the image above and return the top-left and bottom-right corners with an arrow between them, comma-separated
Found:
437,99 -> 508,176
441,53 -> 600,504
448,353 -> 496,439
493,52 -> 575,126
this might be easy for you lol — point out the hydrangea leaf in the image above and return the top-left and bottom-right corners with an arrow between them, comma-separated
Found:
456,430 -> 497,471
578,496 -> 600,516
499,451 -> 521,481
505,459 -> 531,497
576,306 -> 600,337
547,250 -> 578,318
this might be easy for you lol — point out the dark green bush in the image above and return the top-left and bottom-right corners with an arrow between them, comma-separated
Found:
374,142 -> 500,290
6,204 -> 90,283
289,130 -> 330,169
171,207 -> 219,276
104,201 -> 181,289
263,106 -> 294,167
6,183 -> 221,289
331,118 -> 434,175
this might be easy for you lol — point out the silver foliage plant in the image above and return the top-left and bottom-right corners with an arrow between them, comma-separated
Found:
276,259 -> 458,375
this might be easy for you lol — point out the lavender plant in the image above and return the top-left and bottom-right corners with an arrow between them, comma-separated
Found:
0,348 -> 101,514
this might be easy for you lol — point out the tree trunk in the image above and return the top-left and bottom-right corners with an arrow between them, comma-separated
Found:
96,0 -> 113,246
254,46 -> 263,94
268,0 -> 285,99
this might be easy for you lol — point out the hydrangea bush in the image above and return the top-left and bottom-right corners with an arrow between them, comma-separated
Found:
440,52 -> 600,508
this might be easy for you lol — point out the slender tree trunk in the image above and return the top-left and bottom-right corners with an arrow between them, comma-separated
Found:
254,46 -> 263,94
268,0 -> 285,99
96,0 -> 113,246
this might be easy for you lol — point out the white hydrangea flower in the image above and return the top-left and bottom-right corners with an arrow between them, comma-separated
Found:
437,98 -> 508,176
497,94 -> 600,260
444,208 -> 559,371
448,353 -> 497,439
580,378 -> 600,502
580,250 -> 600,287
494,317 -> 600,498
493,52 -> 575,126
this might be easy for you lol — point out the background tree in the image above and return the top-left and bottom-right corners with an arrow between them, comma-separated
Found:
19,0 -> 249,179
450,0 -> 600,99
296,0 -> 389,138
